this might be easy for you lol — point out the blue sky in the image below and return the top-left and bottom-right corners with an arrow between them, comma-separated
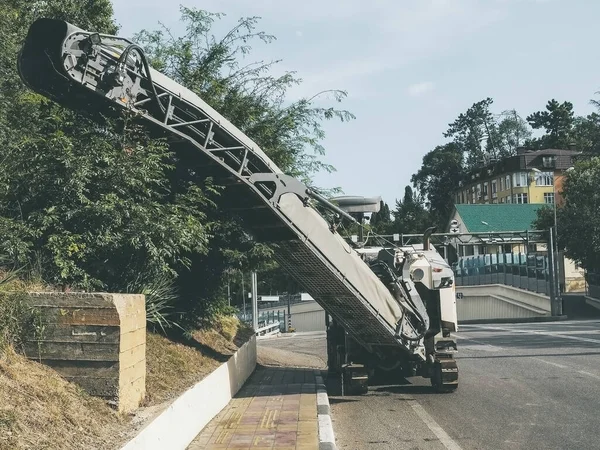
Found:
111,0 -> 599,206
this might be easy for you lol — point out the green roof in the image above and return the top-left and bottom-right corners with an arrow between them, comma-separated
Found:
454,204 -> 543,233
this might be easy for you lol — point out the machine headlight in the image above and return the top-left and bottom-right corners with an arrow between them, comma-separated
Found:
411,268 -> 425,282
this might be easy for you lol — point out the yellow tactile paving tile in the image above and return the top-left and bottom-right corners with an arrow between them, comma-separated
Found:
188,366 -> 320,450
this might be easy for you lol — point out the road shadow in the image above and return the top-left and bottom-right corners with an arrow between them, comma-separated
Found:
233,364 -> 325,398
373,385 -> 440,395
328,397 -> 360,404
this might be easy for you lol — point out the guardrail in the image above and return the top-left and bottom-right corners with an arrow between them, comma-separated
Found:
255,322 -> 281,336
586,271 -> 600,300
453,252 -> 551,296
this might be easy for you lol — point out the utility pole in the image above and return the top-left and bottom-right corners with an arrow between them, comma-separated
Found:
553,179 -> 561,314
251,271 -> 258,331
548,227 -> 558,316
227,270 -> 231,307
287,282 -> 293,332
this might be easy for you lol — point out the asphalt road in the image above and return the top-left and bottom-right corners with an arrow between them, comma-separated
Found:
258,320 -> 600,450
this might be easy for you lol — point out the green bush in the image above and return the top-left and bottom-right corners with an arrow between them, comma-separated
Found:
0,291 -> 41,353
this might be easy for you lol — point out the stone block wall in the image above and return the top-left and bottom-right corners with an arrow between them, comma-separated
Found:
22,292 -> 146,413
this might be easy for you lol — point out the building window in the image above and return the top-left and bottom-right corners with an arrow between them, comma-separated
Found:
505,195 -> 512,203
513,172 -> 529,187
505,175 -> 511,190
500,197 -> 505,203
483,182 -> 489,200
535,171 -> 554,186
542,156 -> 556,168
513,193 -> 528,204
544,192 -> 555,204
500,177 -> 505,191
491,180 -> 497,198
476,184 -> 482,201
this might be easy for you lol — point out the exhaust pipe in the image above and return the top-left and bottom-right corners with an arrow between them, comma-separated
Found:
423,227 -> 437,250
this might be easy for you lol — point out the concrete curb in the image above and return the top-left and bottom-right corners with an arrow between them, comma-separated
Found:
120,336 -> 257,450
315,371 -> 337,450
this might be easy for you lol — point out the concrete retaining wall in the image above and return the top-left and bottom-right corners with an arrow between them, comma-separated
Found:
22,292 -> 146,413
456,284 -> 551,322
121,335 -> 257,450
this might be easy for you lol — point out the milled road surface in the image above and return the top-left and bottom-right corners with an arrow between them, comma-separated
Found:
258,321 -> 600,450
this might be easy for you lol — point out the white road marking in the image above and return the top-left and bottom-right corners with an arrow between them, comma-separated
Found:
578,370 -> 600,381
534,358 -> 568,369
465,325 -> 600,345
465,325 -> 600,380
400,395 -> 463,450
550,330 -> 600,335
454,334 -> 503,351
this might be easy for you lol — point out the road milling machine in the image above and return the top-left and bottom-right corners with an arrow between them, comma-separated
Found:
17,18 -> 459,394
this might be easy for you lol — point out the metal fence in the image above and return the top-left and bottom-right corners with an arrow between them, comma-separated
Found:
453,252 -> 551,296
239,310 -> 287,332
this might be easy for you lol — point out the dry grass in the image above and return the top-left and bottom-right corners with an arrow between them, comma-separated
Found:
0,349 -> 123,450
144,315 -> 253,406
0,314 -> 253,449
143,333 -> 221,406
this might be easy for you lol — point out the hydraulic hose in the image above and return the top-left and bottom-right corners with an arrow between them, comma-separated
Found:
117,43 -> 166,114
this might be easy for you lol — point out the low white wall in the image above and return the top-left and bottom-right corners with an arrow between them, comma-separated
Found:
121,336 -> 257,450
586,296 -> 600,311
456,284 -> 551,321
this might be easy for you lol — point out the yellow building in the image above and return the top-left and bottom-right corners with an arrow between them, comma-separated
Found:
454,148 -> 579,206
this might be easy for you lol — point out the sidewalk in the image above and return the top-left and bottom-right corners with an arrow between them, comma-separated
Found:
188,366 -> 321,449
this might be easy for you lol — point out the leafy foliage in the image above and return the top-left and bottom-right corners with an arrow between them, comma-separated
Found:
391,186 -> 432,234
444,98 -> 496,168
369,201 -> 392,234
134,7 -> 354,183
0,3 -> 352,325
547,157 -> 600,271
526,99 -> 576,149
127,273 -> 183,334
444,98 -> 531,168
130,7 -> 354,318
411,143 -> 464,229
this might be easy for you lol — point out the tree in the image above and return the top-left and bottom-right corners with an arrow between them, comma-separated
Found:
572,113 -> 600,155
369,201 -> 392,234
134,7 -> 354,183
541,157 -> 600,272
444,98 -> 496,168
445,99 -> 532,168
494,110 -> 532,157
391,186 -> 431,234
0,4 -> 354,326
131,7 -> 355,319
526,99 -> 576,149
571,94 -> 600,155
411,143 -> 464,230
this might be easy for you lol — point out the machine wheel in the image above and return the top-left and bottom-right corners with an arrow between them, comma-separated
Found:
431,359 -> 458,393
342,364 -> 369,395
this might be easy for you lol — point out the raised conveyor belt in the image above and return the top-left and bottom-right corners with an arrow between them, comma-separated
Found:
17,18 -> 427,357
